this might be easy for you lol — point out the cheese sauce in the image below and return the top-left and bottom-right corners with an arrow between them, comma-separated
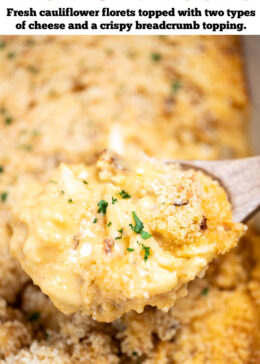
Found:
10,150 -> 245,322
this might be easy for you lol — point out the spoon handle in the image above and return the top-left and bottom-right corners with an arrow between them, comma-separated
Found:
187,156 -> 260,223
166,156 -> 260,223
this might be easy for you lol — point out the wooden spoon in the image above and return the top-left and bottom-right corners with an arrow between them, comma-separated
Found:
167,156 -> 260,223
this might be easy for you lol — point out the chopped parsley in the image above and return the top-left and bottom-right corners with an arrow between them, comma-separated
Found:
83,180 -> 88,185
27,65 -> 39,74
130,211 -> 143,233
50,180 -> 57,184
115,228 -> 123,240
119,190 -> 131,199
67,199 -> 73,203
21,144 -> 33,151
97,200 -> 108,215
0,166 -> 4,173
129,211 -> 152,240
107,221 -> 112,227
112,197 -> 118,204
32,129 -> 40,137
7,51 -> 15,59
151,52 -> 161,62
26,38 -> 35,46
140,230 -> 152,239
142,244 -> 151,262
28,311 -> 40,322
5,116 -> 12,125
127,248 -> 135,252
201,287 -> 209,296
93,217 -> 98,223
171,80 -> 181,94
61,190 -> 65,194
0,41 -> 6,49
1,192 -> 8,202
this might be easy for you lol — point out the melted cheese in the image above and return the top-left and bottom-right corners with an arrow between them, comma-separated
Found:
10,150 -> 245,322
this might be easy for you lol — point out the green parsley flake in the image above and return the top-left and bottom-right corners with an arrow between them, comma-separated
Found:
115,228 -> 123,240
27,65 -> 39,74
0,41 -> 6,49
151,52 -> 161,62
26,38 -> 35,46
28,311 -> 40,322
7,52 -> 15,59
61,190 -> 65,194
67,199 -> 73,203
1,192 -> 8,202
112,197 -> 118,204
22,144 -> 33,151
93,218 -> 98,224
97,200 -> 108,215
119,190 -> 131,199
127,248 -> 135,252
129,211 -> 152,240
83,180 -> 88,185
5,117 -> 12,125
142,244 -> 151,262
201,287 -> 209,296
0,166 -> 4,173
107,221 -> 112,227
171,80 -> 181,94
32,129 -> 40,137
130,211 -> 143,233
141,230 -> 152,240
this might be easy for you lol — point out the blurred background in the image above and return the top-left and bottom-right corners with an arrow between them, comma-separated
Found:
244,36 -> 260,154
243,36 -> 260,229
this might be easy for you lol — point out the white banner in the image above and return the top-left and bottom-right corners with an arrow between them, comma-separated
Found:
0,0 -> 259,35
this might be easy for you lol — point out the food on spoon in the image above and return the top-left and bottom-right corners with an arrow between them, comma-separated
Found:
10,150 -> 245,322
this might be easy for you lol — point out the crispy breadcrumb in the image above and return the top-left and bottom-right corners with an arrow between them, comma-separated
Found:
0,299 -> 32,359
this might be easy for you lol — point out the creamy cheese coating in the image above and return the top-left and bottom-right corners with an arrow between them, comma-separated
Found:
10,150 -> 245,322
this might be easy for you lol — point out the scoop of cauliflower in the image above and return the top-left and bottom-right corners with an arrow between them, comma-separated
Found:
10,150 -> 245,322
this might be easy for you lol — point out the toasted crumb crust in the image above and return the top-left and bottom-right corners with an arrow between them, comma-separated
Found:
0,236 -> 260,364
0,35 -> 259,364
